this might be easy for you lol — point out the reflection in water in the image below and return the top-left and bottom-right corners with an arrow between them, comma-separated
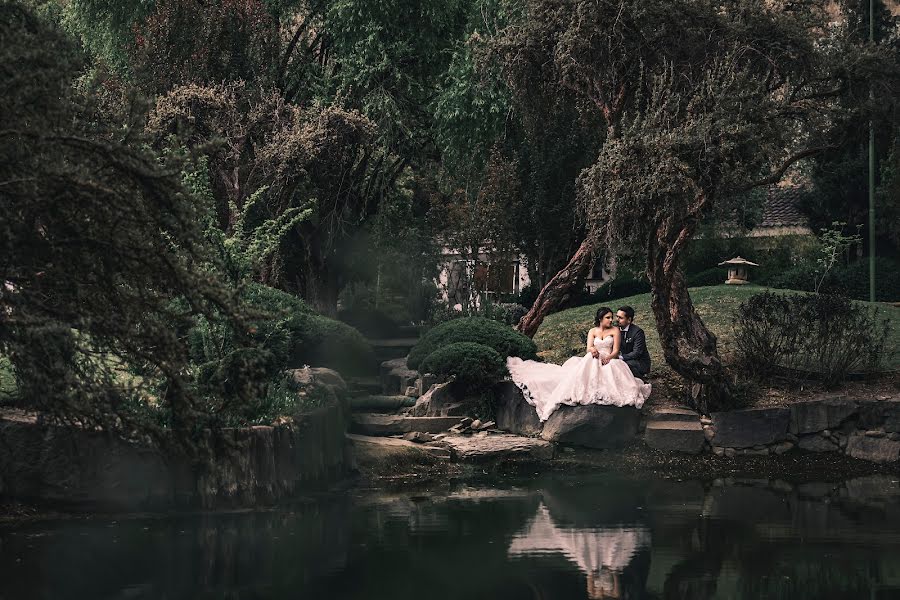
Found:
2,475 -> 900,599
508,502 -> 651,599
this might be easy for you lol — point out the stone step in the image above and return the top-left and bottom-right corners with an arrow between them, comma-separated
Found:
350,414 -> 469,436
369,338 -> 419,362
347,433 -> 451,460
439,433 -> 554,462
647,408 -> 700,423
644,420 -> 705,454
349,395 -> 416,413
346,377 -> 383,397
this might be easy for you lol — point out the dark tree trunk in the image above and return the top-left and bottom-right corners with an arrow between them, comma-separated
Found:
516,237 -> 598,337
646,213 -> 732,413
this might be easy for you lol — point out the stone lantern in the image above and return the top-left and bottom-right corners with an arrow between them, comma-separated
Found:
717,256 -> 759,285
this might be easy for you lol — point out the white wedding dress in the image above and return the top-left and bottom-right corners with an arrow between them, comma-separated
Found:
507,335 -> 651,422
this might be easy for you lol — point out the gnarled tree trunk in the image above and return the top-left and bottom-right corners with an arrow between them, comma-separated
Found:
516,236 -> 599,337
646,211 -> 732,413
516,200 -> 733,412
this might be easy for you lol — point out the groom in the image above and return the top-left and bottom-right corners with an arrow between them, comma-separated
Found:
616,306 -> 651,378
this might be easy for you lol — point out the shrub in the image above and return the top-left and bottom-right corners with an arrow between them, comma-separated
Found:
687,267 -> 725,288
189,283 -> 374,380
408,316 -> 537,370
516,284 -> 539,309
829,258 -> 900,302
767,257 -> 900,302
418,342 -> 507,392
480,301 -> 529,326
298,313 -> 376,376
585,277 -> 651,304
733,291 -> 893,387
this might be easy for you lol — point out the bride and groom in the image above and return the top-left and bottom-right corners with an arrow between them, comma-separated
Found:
508,306 -> 652,422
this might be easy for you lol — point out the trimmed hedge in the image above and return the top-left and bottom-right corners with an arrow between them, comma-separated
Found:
419,342 -> 507,392
408,317 -> 537,370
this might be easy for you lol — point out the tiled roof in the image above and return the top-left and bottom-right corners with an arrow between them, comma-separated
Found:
760,186 -> 810,228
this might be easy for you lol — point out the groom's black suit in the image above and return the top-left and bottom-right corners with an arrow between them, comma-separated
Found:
619,324 -> 651,378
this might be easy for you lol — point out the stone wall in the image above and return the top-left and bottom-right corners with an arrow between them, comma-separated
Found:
0,399 -> 350,511
703,399 -> 900,463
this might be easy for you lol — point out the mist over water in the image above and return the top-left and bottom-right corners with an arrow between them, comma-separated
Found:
2,473 -> 900,599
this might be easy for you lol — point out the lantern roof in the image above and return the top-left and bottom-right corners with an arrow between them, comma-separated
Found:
717,256 -> 759,267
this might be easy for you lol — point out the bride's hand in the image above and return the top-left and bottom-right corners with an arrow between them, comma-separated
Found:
600,356 -> 610,365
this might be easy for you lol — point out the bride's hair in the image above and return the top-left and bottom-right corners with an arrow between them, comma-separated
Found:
594,306 -> 613,327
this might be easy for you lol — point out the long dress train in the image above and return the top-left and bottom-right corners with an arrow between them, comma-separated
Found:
507,336 -> 650,422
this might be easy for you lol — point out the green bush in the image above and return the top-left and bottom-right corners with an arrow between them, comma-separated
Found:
189,283 -> 374,380
687,267 -> 726,287
580,277 -> 651,306
419,342 -> 507,392
829,258 -> 900,302
479,301 -> 529,326
767,257 -> 900,301
408,317 -> 537,370
299,313 -> 376,375
733,291 -> 893,387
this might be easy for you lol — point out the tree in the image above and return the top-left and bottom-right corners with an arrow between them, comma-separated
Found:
147,82 -> 378,313
489,0 -> 895,409
804,1 -> 900,254
0,3 -> 253,453
432,2 -> 601,292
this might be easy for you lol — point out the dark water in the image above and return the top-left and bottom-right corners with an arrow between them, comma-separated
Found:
3,474 -> 900,599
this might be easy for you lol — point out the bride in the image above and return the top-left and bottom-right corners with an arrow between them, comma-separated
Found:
507,307 -> 651,422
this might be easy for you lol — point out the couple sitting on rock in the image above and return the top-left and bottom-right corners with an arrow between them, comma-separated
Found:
507,306 -> 652,422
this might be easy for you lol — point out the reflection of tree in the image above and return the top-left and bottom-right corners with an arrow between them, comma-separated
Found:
508,502 -> 651,599
661,518 -> 723,600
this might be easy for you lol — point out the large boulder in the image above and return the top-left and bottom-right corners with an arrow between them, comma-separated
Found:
379,357 -> 419,396
710,408 -> 790,448
790,398 -> 858,435
350,414 -> 466,436
540,405 -> 640,449
492,381 -> 542,436
883,401 -> 900,433
797,434 -> 839,452
440,433 -> 554,461
287,366 -> 347,393
846,433 -> 900,463
409,382 -> 470,417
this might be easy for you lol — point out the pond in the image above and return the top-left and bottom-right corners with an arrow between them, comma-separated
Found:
2,473 -> 900,599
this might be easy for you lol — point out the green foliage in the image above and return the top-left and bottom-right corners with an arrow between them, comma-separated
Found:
300,313 -> 376,376
150,82 -> 378,311
733,291 -> 894,387
576,277 -> 652,307
62,0 -> 153,73
0,3 -> 261,454
418,342 -> 506,392
481,302 -> 528,327
686,268 -> 726,288
769,257 -> 900,302
190,283 -> 374,378
408,316 -> 536,370
814,222 -> 863,293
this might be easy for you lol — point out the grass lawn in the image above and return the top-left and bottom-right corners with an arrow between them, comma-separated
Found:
534,285 -> 900,372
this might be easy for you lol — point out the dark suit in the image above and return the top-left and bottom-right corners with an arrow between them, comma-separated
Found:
619,324 -> 651,378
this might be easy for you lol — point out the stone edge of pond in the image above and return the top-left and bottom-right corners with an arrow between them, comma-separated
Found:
0,398 -> 350,513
